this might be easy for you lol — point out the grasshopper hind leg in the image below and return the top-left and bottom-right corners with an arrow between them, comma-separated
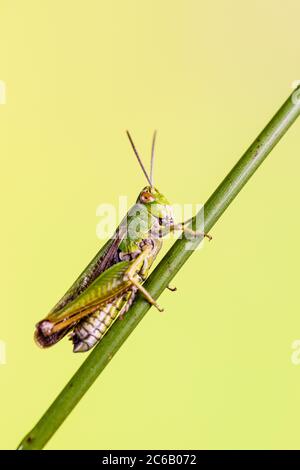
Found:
71,289 -> 136,353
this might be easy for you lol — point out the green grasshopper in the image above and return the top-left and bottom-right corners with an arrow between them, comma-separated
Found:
35,131 -> 212,352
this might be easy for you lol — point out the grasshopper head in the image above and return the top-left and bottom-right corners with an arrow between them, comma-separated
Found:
137,186 -> 174,224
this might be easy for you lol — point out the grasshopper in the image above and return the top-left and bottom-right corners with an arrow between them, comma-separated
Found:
35,131 -> 212,352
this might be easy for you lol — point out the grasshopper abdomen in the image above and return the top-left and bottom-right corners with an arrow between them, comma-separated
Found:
71,289 -> 137,352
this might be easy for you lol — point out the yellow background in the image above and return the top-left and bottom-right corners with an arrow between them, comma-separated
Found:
1,0 -> 300,450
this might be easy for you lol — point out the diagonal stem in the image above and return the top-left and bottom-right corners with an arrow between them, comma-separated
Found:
18,86 -> 300,450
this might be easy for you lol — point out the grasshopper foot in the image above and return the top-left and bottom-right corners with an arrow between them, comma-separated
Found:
167,284 -> 177,292
155,303 -> 164,312
193,231 -> 212,241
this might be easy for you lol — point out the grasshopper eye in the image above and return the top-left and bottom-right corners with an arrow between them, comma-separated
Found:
140,191 -> 155,203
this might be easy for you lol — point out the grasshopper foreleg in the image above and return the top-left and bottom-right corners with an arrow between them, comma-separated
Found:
172,223 -> 212,240
159,222 -> 212,241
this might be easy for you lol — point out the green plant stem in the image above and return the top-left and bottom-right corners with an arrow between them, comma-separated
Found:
18,86 -> 300,450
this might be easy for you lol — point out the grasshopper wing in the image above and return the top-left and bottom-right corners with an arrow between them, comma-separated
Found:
49,225 -> 126,314
35,260 -> 133,347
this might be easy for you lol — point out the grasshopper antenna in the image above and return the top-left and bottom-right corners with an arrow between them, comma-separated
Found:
150,130 -> 157,188
126,130 -> 152,186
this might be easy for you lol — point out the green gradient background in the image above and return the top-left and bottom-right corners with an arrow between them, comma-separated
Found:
1,0 -> 300,450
